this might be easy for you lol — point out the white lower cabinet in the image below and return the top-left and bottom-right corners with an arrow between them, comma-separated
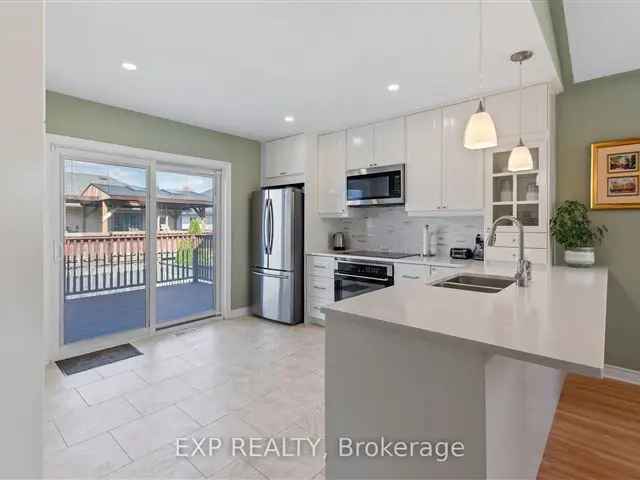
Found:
485,246 -> 548,265
429,265 -> 458,282
306,255 -> 334,322
308,275 -> 333,298
395,263 -> 429,286
491,232 -> 547,249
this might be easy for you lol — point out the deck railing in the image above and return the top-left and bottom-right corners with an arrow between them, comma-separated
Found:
64,232 -> 214,297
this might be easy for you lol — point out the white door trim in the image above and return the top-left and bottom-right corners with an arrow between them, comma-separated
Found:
45,134 -> 232,361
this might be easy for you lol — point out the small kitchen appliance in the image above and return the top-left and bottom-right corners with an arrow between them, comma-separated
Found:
346,164 -> 405,207
450,248 -> 473,260
473,233 -> 485,261
331,232 -> 346,251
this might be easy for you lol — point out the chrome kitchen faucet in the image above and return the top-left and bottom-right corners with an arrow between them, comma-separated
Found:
487,216 -> 531,287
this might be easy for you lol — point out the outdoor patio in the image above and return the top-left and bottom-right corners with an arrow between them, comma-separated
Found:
63,282 -> 215,343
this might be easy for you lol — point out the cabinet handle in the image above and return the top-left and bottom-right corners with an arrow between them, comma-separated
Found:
313,286 -> 327,291
402,275 -> 420,280
314,265 -> 326,269
280,171 -> 287,175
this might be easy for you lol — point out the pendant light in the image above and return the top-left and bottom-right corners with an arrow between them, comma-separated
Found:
464,0 -> 497,150
508,50 -> 534,171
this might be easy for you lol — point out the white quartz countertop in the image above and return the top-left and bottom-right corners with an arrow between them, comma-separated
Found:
307,251 -> 467,268
325,261 -> 608,377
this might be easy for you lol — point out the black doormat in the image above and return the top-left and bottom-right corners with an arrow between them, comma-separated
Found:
56,343 -> 143,376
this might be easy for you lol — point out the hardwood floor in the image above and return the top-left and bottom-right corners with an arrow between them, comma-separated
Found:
538,374 -> 640,479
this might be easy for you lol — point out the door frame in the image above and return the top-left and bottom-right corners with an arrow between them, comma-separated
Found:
45,134 -> 232,361
154,162 -> 222,329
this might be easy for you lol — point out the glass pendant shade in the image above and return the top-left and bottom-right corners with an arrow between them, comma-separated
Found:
464,101 -> 498,150
508,139 -> 533,171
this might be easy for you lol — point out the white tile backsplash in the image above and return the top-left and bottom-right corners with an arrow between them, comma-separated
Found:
324,207 -> 483,256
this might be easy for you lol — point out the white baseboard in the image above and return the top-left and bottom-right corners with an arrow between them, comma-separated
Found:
604,364 -> 640,385
227,307 -> 250,319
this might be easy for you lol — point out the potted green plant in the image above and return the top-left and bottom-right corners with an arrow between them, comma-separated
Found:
549,200 -> 607,267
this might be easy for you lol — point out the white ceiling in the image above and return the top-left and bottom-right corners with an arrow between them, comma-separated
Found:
47,1 -> 558,142
564,0 -> 640,83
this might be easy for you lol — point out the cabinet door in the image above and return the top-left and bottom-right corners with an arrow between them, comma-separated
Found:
485,135 -> 548,233
443,101 -> 484,210
374,117 -> 405,166
405,109 -> 443,212
347,124 -> 374,170
485,246 -> 548,265
395,263 -> 428,286
484,84 -> 548,139
429,265 -> 458,281
263,136 -> 305,179
282,135 -> 305,176
263,139 -> 283,179
317,131 -> 347,215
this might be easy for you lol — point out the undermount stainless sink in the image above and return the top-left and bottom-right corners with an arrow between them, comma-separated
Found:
432,274 -> 515,293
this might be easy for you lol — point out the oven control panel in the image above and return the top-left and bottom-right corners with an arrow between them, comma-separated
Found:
335,260 -> 393,280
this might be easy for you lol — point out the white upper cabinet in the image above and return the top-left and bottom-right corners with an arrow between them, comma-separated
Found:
263,134 -> 305,179
347,118 -> 406,170
485,134 -> 549,233
317,131 -> 347,216
346,124 -> 374,170
263,140 -> 281,179
484,84 -> 548,139
373,117 -> 406,167
443,100 -> 484,211
405,109 -> 443,212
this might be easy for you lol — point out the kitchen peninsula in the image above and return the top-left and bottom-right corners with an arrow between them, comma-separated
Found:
324,261 -> 608,479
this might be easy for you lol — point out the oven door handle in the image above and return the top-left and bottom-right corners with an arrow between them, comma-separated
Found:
335,272 -> 391,283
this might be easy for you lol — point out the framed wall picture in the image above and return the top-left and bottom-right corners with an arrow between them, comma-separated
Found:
591,138 -> 640,209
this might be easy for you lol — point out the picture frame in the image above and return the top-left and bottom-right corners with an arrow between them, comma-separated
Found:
607,152 -> 638,173
591,138 -> 640,210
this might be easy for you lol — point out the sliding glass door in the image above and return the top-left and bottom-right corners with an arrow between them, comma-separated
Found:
63,159 -> 148,344
155,168 -> 218,326
62,157 -> 220,345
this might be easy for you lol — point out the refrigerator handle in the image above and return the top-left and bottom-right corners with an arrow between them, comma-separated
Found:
251,270 -> 289,280
263,198 -> 271,254
268,198 -> 274,254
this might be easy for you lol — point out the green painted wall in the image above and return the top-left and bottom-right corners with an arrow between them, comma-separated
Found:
556,71 -> 640,370
46,91 -> 261,310
547,2 -> 640,369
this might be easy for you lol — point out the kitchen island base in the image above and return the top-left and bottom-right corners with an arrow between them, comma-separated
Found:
325,311 -> 565,479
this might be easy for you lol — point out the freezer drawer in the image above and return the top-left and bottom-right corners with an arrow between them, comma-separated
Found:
250,268 -> 302,324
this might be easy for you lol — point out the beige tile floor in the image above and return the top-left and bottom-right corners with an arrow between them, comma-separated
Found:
43,316 -> 326,480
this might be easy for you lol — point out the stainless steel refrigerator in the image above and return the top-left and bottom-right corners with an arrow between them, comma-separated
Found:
250,187 -> 304,324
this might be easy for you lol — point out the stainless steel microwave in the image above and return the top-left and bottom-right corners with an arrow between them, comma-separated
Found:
346,164 -> 405,207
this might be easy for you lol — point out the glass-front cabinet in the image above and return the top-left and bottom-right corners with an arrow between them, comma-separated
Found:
485,135 -> 548,233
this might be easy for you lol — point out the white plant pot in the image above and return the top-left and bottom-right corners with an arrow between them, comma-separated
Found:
564,248 -> 595,267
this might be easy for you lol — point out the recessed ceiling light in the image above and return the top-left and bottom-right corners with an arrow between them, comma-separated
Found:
284,115 -> 295,123
121,61 -> 137,71
387,83 -> 400,92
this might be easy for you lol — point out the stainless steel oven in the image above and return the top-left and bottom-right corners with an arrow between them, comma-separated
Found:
346,164 -> 405,207
334,258 -> 394,301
